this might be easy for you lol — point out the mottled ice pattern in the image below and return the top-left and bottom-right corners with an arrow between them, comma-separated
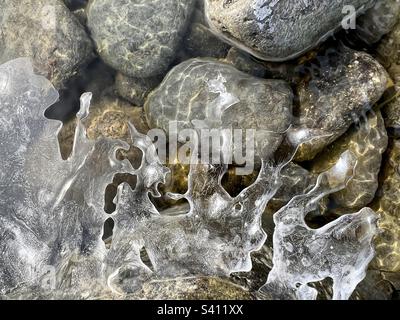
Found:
0,59 -> 379,299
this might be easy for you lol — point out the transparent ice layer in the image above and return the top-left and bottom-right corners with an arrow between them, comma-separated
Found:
0,58 -> 379,299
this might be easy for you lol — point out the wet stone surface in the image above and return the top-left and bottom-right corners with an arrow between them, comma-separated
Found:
87,0 -> 196,78
371,139 -> 400,273
115,73 -> 162,107
291,46 -> 389,161
144,58 -> 293,159
205,0 -> 374,61
310,111 -> 388,211
0,0 -> 94,88
1,0 -> 400,301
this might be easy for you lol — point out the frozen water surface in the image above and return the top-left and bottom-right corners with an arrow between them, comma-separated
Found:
0,58 -> 379,299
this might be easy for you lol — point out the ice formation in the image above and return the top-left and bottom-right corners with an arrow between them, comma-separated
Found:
0,58 -> 135,297
0,58 -> 379,299
260,151 -> 379,300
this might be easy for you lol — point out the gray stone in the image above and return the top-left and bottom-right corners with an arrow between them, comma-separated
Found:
204,0 -> 374,61
184,8 -> 230,59
224,48 -> 268,78
356,0 -> 400,44
377,19 -> 400,68
290,46 -> 389,161
87,0 -> 196,78
0,0 -> 94,88
115,73 -> 161,107
382,65 -> 400,137
144,58 -> 293,158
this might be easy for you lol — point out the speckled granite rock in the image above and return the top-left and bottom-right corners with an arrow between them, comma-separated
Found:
144,58 -> 293,158
0,0 -> 93,88
290,47 -> 389,161
310,111 -> 388,211
87,0 -> 196,78
204,0 -> 374,61
115,73 -> 161,107
371,139 -> 400,273
355,0 -> 400,44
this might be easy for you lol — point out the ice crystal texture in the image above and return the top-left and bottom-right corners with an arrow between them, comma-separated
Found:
260,152 -> 379,300
0,58 -> 379,299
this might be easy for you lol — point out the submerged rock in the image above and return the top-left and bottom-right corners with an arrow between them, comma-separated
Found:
224,48 -> 268,78
115,73 -> 161,107
376,20 -> 400,137
381,67 -> 400,138
204,0 -> 374,61
291,47 -> 389,161
87,0 -> 196,78
184,7 -> 230,59
371,139 -> 400,273
355,0 -> 400,44
310,111 -> 388,211
59,95 -> 148,156
377,18 -> 400,68
144,58 -> 293,158
0,0 -> 93,88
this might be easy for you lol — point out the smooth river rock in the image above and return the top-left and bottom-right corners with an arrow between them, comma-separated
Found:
204,0 -> 374,61
87,0 -> 196,78
144,58 -> 293,159
290,46 -> 389,161
0,0 -> 94,88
